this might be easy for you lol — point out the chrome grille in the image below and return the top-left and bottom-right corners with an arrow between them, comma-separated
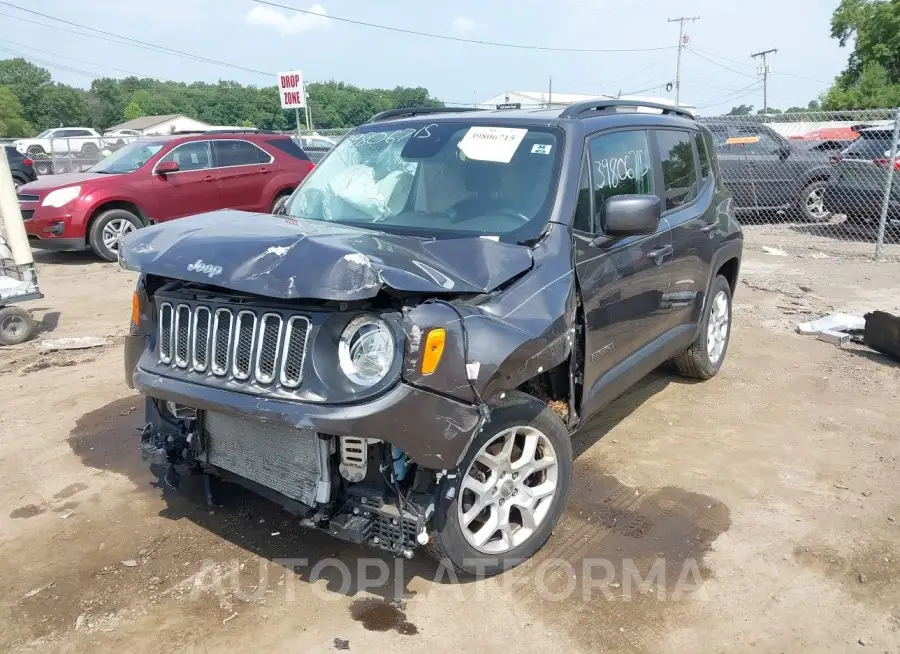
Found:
157,301 -> 310,387
280,316 -> 310,388
159,303 -> 173,364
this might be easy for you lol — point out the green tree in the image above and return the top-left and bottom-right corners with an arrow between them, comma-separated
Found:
826,0 -> 900,108
0,58 -> 52,128
0,86 -> 33,136
123,101 -> 144,121
727,104 -> 754,116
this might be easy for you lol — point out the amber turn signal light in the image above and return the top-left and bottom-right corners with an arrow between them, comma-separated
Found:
421,328 -> 446,375
131,292 -> 141,326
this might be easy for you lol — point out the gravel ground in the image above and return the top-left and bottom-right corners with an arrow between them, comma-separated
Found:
0,245 -> 898,654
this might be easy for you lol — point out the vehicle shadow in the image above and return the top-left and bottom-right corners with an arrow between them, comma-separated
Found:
572,368 -> 696,459
33,250 -> 104,267
65,369 -> 688,607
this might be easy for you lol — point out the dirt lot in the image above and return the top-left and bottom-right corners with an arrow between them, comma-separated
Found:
1,241 -> 899,654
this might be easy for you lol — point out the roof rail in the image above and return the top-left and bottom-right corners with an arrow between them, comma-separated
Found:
169,128 -> 274,135
368,106 -> 484,123
559,99 -> 694,120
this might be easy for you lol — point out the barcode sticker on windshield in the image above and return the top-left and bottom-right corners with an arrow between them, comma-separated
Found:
531,144 -> 552,155
458,127 -> 528,163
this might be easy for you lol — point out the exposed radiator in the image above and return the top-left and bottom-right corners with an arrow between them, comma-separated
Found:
203,411 -> 330,507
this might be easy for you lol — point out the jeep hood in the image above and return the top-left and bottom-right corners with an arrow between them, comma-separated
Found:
119,210 -> 534,301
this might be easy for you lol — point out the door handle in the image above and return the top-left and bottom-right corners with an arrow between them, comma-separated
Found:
648,244 -> 673,265
203,175 -> 214,182
260,167 -> 271,175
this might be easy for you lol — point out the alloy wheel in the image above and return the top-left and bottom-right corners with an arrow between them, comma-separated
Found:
102,218 -> 137,254
805,186 -> 828,220
458,426 -> 559,554
706,290 -> 730,364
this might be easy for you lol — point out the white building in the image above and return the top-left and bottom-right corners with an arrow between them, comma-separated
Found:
478,90 -> 696,114
106,114 -> 212,136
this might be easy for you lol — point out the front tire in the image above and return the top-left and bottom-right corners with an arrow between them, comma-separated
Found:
271,191 -> 292,214
426,391 -> 573,576
89,209 -> 142,262
672,274 -> 733,380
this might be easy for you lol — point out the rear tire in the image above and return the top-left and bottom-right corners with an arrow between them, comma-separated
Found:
0,306 -> 36,346
88,209 -> 143,262
81,142 -> 101,160
26,145 -> 46,157
672,275 -> 733,380
797,180 -> 831,222
425,391 -> 573,576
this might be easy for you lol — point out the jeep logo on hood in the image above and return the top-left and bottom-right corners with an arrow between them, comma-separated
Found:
187,259 -> 223,278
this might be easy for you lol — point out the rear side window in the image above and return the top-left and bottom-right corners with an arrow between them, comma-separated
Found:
267,138 -> 311,161
213,140 -> 271,167
845,132 -> 894,159
656,130 -> 699,211
588,130 -> 653,213
4,146 -> 24,161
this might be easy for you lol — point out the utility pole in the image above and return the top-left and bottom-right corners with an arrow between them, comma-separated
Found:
668,15 -> 699,107
548,74 -> 553,107
751,48 -> 778,116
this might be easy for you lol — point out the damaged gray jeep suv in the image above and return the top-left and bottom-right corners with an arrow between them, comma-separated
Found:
121,100 -> 742,575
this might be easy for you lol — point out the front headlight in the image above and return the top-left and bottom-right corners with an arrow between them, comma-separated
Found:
42,186 -> 82,208
338,315 -> 395,387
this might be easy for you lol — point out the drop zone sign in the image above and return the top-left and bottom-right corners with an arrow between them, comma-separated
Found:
279,71 -> 306,109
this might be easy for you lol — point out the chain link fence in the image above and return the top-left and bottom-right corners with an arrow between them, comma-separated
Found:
1,134 -> 139,175
697,109 -> 900,260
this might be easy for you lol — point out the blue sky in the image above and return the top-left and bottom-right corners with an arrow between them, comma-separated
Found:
1,0 -> 849,115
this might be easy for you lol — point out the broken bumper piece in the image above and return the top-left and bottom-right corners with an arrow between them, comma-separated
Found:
131,366 -> 481,470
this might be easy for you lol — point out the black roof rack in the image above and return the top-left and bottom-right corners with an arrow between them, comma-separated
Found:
559,99 -> 694,120
368,106 -> 484,123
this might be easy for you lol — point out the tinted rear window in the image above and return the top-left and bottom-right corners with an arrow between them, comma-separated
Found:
267,138 -> 310,161
4,146 -> 24,161
845,132 -> 894,159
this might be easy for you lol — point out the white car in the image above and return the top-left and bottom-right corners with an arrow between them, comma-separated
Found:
102,129 -> 141,148
13,127 -> 104,158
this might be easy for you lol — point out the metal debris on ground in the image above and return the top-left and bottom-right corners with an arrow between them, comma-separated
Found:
818,330 -> 850,347
762,246 -> 788,256
797,314 -> 866,336
38,336 -> 109,353
333,638 -> 350,650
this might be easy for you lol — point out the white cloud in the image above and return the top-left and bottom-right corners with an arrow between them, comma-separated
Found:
245,4 -> 331,35
452,16 -> 477,32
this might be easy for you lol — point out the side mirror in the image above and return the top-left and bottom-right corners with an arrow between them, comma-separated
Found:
599,195 -> 661,238
156,161 -> 179,175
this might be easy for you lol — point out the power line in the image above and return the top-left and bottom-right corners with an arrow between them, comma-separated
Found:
0,2 -> 273,76
684,48 -> 757,78
695,81 -> 763,109
0,37 -> 147,77
251,0 -> 676,53
688,47 -> 831,84
0,45 -> 105,79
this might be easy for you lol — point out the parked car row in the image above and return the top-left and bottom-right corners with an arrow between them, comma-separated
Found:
702,119 -> 900,227
4,145 -> 37,189
16,130 -> 315,261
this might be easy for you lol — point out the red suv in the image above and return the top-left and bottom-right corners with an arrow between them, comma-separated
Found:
16,131 -> 314,261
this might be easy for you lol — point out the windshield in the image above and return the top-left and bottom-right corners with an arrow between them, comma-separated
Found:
286,120 -> 563,241
36,129 -> 54,138
88,140 -> 165,174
